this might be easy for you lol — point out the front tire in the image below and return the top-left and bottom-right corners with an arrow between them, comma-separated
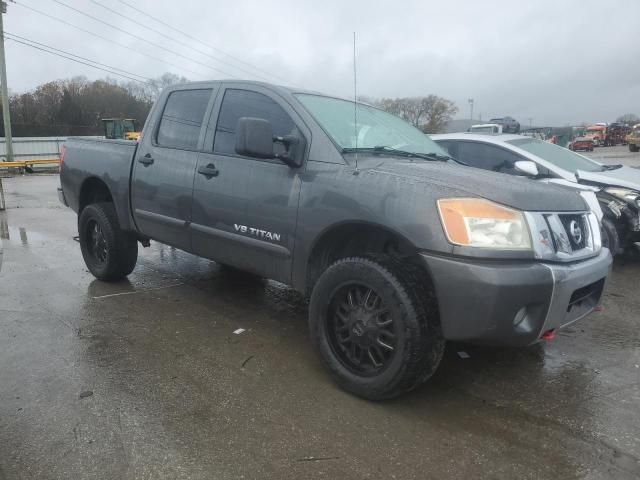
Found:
79,203 -> 138,281
630,144 -> 639,153
309,255 -> 444,400
601,217 -> 620,256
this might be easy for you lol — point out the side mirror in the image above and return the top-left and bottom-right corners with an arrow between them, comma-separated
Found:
514,160 -> 539,177
235,117 -> 304,167
235,117 -> 275,159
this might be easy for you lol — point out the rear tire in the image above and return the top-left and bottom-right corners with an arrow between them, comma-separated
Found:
79,202 -> 138,281
309,255 -> 444,400
601,217 -> 620,257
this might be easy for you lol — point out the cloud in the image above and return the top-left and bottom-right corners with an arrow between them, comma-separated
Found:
5,0 -> 639,125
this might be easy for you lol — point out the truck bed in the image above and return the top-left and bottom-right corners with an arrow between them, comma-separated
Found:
60,137 -> 138,231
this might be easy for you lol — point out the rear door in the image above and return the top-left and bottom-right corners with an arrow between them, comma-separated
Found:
131,87 -> 215,250
190,85 -> 308,283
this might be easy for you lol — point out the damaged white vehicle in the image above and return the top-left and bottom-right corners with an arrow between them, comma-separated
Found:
433,133 -> 640,255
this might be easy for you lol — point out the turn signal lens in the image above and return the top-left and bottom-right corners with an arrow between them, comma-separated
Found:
59,144 -> 66,172
437,198 -> 532,250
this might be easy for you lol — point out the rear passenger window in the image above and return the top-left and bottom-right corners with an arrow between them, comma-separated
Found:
156,89 -> 212,149
213,89 -> 297,157
457,142 -> 520,174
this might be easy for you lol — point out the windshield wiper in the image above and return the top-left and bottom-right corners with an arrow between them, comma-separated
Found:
342,146 -> 451,162
601,164 -> 623,171
373,146 -> 452,161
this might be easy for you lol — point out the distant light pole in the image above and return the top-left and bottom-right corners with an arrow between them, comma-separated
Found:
0,1 -> 13,163
468,98 -> 474,122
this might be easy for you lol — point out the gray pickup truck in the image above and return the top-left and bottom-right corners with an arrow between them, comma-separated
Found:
59,81 -> 611,400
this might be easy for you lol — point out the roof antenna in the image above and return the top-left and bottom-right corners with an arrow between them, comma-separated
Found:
352,31 -> 359,175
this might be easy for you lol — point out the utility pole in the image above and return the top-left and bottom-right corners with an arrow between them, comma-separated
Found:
0,1 -> 13,163
468,98 -> 474,123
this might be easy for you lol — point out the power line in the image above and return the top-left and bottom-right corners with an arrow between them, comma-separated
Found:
89,0 -> 277,83
6,36 -> 151,84
47,0 -> 241,79
114,0 -> 288,84
5,32 -> 152,82
8,35 -> 149,84
13,1 -> 208,80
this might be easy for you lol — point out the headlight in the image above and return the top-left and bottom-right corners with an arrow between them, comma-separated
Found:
604,187 -> 640,205
437,198 -> 532,249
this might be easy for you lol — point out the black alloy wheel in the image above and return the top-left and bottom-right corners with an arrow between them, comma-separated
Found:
86,219 -> 108,265
327,283 -> 398,375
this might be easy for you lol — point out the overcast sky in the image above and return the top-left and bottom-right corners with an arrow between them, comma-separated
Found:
5,0 -> 640,125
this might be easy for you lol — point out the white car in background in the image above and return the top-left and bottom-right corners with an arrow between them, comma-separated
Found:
431,133 -> 640,255
469,123 -> 502,134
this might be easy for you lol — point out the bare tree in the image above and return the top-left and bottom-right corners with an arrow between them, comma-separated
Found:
375,96 -> 458,133
4,73 -> 187,136
616,113 -> 640,126
421,96 -> 458,134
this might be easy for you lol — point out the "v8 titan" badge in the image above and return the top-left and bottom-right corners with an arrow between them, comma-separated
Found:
234,224 -> 282,242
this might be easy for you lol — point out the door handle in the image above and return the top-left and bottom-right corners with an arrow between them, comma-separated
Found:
138,154 -> 154,166
198,163 -> 219,178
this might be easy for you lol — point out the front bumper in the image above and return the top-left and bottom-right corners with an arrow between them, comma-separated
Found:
420,248 -> 612,346
57,187 -> 68,207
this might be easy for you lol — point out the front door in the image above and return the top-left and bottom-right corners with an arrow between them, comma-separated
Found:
131,87 -> 215,250
456,141 -> 520,174
190,86 -> 308,283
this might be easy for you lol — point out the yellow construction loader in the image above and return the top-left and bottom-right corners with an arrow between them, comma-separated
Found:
102,118 -> 141,141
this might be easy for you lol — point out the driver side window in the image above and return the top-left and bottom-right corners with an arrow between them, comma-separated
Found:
212,89 -> 298,158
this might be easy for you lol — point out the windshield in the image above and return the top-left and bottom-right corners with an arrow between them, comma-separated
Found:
507,137 -> 604,173
296,94 -> 448,157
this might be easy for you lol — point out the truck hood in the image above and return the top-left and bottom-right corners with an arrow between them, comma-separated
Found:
577,166 -> 640,192
362,158 -> 587,212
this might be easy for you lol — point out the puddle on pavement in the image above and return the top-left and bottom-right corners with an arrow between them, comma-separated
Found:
0,215 -> 46,246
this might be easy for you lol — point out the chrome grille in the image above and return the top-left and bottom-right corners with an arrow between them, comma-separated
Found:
525,211 -> 600,262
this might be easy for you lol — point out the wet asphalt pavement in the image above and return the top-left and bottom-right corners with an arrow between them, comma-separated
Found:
584,145 -> 640,168
1,157 -> 640,479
